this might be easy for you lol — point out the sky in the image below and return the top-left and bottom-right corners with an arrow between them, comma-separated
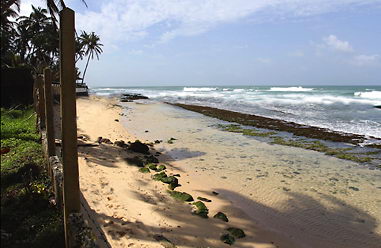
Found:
19,0 -> 381,87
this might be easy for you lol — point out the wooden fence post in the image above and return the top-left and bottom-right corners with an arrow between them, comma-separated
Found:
37,75 -> 46,130
60,8 -> 80,247
43,68 -> 56,157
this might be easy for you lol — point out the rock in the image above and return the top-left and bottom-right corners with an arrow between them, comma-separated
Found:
192,201 -> 209,218
128,140 -> 149,154
120,93 -> 149,102
349,186 -> 359,191
226,227 -> 246,238
114,140 -> 127,148
139,167 -> 150,173
154,140 -> 162,144
168,191 -> 193,202
145,155 -> 159,163
152,172 -> 167,181
161,176 -> 178,185
167,137 -> 177,144
147,163 -> 158,170
212,191 -> 219,195
145,130 -> 149,133
220,234 -> 235,245
97,137 -> 113,144
213,212 -> 229,222
124,156 -> 144,167
153,234 -> 176,248
114,119 -> 119,122
168,182 -> 180,190
156,165 -> 166,171
197,197 -> 212,202
374,105 -> 381,109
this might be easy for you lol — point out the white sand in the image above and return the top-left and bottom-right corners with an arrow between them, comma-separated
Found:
77,96 -> 293,248
76,96 -> 381,248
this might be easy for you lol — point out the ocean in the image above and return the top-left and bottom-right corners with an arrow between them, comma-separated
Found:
91,85 -> 381,140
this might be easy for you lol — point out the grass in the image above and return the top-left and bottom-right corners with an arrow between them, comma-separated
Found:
1,107 -> 64,248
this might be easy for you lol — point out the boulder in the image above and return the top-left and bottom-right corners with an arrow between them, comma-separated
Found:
128,140 -> 149,154
213,212 -> 228,222
226,227 -> 246,238
220,234 -> 235,245
168,191 -> 193,202
192,201 -> 209,218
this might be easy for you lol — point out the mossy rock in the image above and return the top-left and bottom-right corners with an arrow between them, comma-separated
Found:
168,191 -> 193,202
220,234 -> 235,245
138,167 -> 150,173
213,212 -> 228,222
156,164 -> 166,171
161,176 -> 178,185
227,227 -> 245,238
168,182 -> 180,190
192,201 -> 209,218
152,172 -> 167,181
147,163 -> 157,170
125,156 -> 145,167
197,196 -> 211,202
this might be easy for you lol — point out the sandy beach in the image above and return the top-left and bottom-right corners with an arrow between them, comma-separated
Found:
76,96 -> 381,248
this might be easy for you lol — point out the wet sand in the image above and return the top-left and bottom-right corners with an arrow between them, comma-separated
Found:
76,96 -> 381,248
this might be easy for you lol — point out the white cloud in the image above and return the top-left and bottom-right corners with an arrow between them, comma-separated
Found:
351,54 -> 380,66
18,0 -> 381,48
323,35 -> 353,52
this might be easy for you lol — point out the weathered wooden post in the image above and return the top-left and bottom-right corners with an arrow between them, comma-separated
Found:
60,8 -> 80,247
37,75 -> 46,130
43,68 -> 56,158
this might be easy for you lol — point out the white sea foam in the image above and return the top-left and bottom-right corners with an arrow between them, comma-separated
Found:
268,86 -> 314,92
183,87 -> 217,92
233,89 -> 245,92
354,91 -> 381,99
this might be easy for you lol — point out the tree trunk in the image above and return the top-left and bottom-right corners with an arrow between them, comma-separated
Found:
81,55 -> 91,84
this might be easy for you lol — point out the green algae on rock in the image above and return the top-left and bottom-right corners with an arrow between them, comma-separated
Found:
168,191 -> 194,202
192,201 -> 209,218
157,164 -> 166,171
138,167 -> 150,173
227,227 -> 246,238
213,212 -> 229,222
147,163 -> 158,170
220,234 -> 235,245
152,172 -> 167,181
197,196 -> 212,202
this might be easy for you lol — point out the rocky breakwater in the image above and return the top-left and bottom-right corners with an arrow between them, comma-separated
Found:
120,93 -> 149,102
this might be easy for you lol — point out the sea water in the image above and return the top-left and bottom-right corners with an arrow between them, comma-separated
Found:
91,86 -> 381,139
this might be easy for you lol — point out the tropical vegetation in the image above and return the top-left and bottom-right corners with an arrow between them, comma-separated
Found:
0,0 -> 101,81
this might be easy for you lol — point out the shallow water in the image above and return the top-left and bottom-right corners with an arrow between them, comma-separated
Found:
122,102 -> 381,248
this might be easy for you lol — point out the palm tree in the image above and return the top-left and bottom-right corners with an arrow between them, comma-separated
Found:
1,0 -> 87,25
79,31 -> 103,84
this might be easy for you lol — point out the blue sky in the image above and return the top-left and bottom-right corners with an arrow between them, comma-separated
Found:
20,0 -> 381,86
